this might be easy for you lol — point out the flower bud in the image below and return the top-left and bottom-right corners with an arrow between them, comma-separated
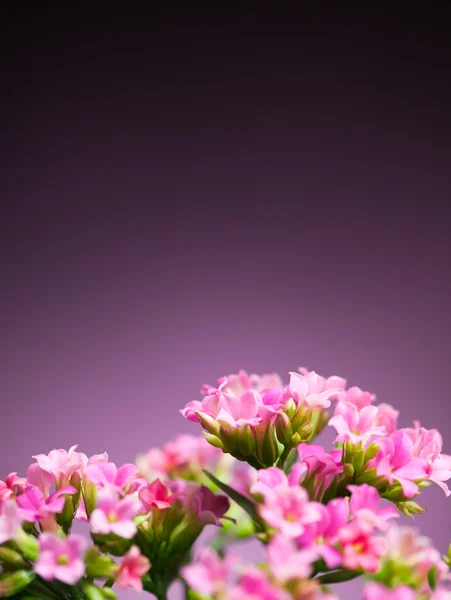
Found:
0,570 -> 35,597
0,547 -> 27,567
101,587 -> 117,599
343,463 -> 355,478
382,485 -> 408,503
15,530 -> 39,562
218,423 -> 240,456
81,581 -> 106,600
352,449 -> 365,471
397,500 -> 425,517
236,424 -> 256,457
255,423 -> 279,468
284,398 -> 297,419
85,546 -> 117,579
274,411 -> 292,446
291,405 -> 311,434
203,432 -> 224,449
194,411 -> 221,436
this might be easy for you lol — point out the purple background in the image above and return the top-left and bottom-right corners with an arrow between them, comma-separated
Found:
1,6 -> 450,598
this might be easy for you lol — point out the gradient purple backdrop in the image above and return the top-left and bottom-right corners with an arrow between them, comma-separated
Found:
1,6 -> 451,598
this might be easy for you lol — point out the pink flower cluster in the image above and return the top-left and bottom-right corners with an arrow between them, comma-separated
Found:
2,364 -> 451,599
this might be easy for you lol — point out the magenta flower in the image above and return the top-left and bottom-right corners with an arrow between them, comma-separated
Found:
186,485 -> 231,526
34,532 -> 87,585
181,548 -> 237,596
364,582 -> 416,600
230,568 -> 291,600
374,403 -> 399,435
297,444 -> 343,500
17,485 -> 76,528
348,484 -> 398,533
267,535 -> 318,582
297,498 -> 349,568
0,473 -> 27,502
329,401 -> 387,444
339,522 -> 387,573
251,466 -> 307,501
139,479 -> 176,511
0,499 -> 22,544
371,431 -> 428,498
115,545 -> 151,591
90,487 -> 142,538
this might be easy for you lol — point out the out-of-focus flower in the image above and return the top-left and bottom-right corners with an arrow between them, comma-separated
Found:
0,499 -> 22,544
181,548 -> 237,596
0,473 -> 27,502
348,484 -> 398,533
363,582 -> 416,600
230,568 -> 291,600
139,479 -> 176,511
90,487 -> 142,539
34,532 -> 87,585
115,545 -> 150,591
267,535 -> 317,582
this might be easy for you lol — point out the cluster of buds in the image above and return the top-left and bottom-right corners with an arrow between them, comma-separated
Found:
181,369 -> 345,469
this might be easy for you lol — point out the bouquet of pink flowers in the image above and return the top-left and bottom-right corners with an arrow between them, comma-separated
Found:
1,367 -> 451,599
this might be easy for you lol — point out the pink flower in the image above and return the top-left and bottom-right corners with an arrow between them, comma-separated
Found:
0,499 -> 22,544
267,535 -> 317,582
186,485 -> 231,526
230,568 -> 291,600
329,401 -> 387,444
374,403 -> 399,435
337,386 -> 376,410
339,522 -> 386,572
364,582 -> 416,600
139,479 -> 176,511
258,480 -> 322,538
288,371 -> 342,409
34,532 -> 87,585
0,473 -> 27,502
298,367 -> 347,393
371,431 -> 428,498
297,498 -> 349,568
348,484 -> 398,533
90,487 -> 141,538
17,485 -> 76,526
181,548 -> 237,596
32,445 -> 88,487
297,444 -> 343,500
137,434 -> 221,479
251,466 -> 307,501
84,462 -> 143,494
404,422 -> 451,495
115,545 -> 150,591
27,463 -> 56,496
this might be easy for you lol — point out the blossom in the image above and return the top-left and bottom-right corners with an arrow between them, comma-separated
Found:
34,532 -> 87,585
297,444 -> 342,500
329,401 -> 387,444
84,461 -> 143,494
90,487 -> 141,538
32,445 -> 88,487
363,582 -> 416,600
348,484 -> 398,533
297,498 -> 349,568
374,403 -> 399,435
298,366 -> 347,392
288,371 -> 342,409
371,430 -> 428,498
337,386 -> 375,410
136,434 -> 222,479
181,548 -> 237,596
0,499 -> 22,544
267,535 -> 317,582
16,485 -> 76,525
115,545 -> 150,591
139,479 -> 176,511
185,485 -> 231,526
258,479 -> 322,538
339,522 -> 387,572
251,466 -> 307,501
0,473 -> 27,502
230,568 -> 291,600
404,422 -> 451,495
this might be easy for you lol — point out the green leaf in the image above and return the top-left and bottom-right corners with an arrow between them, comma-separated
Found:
428,566 -> 437,590
316,568 -> 362,584
203,471 -> 263,531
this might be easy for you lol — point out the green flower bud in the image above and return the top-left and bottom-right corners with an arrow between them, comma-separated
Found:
15,530 -> 39,562
218,423 -> 240,456
0,546 -> 28,567
353,449 -> 365,471
203,432 -> 224,449
274,411 -> 292,446
236,424 -> 256,457
101,587 -> 117,599
364,441 -> 381,462
428,566 -> 437,590
194,411 -> 221,436
81,582 -> 105,600
397,501 -> 425,517
255,423 -> 279,467
85,546 -> 117,579
343,463 -> 355,478
284,398 -> 297,419
291,405 -> 311,434
0,570 -> 35,597
382,485 -> 408,503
